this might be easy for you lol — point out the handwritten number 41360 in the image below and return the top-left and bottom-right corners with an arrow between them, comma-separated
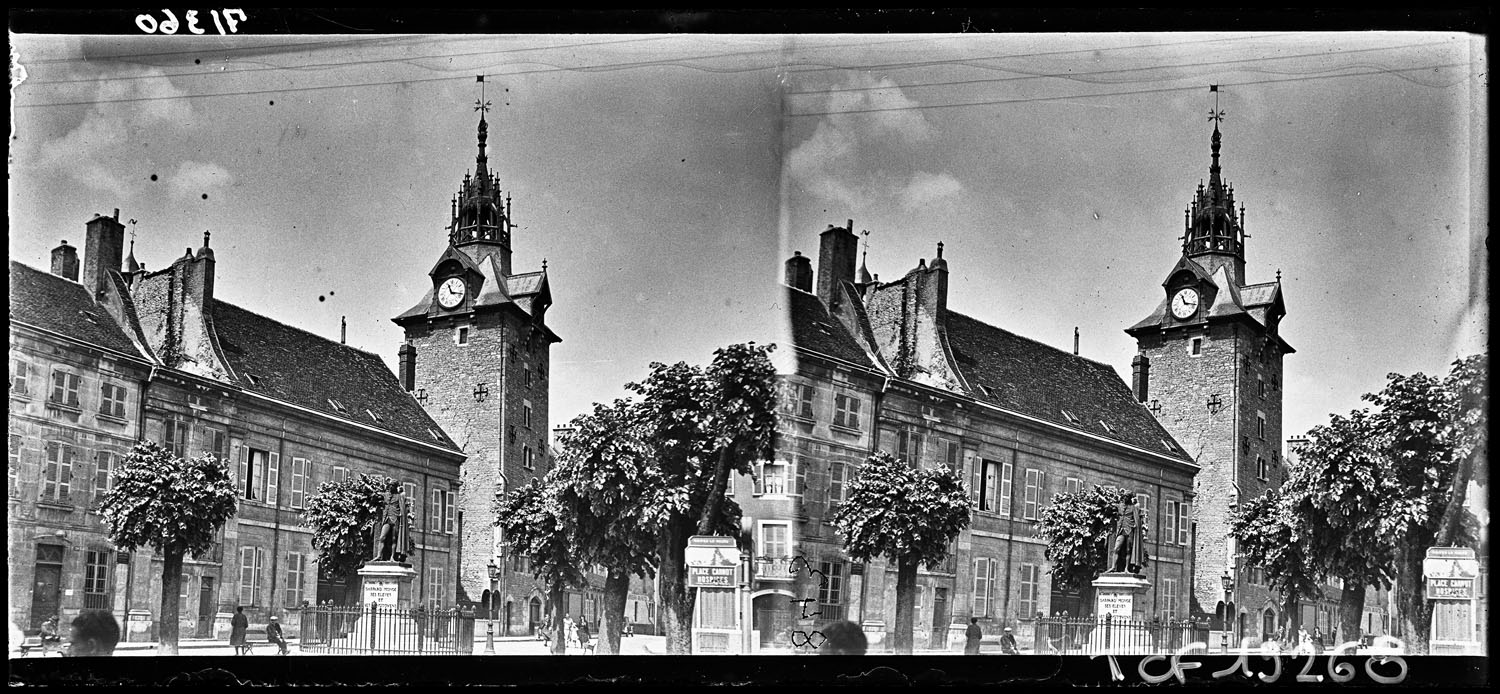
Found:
136,9 -> 246,35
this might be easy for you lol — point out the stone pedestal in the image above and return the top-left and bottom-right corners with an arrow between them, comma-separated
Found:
1090,572 -> 1151,653
358,561 -> 416,608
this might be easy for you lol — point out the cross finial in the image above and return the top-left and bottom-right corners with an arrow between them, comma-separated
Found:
1276,268 -> 1282,283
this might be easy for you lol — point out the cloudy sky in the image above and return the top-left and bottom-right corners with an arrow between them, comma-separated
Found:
9,27 -> 1486,445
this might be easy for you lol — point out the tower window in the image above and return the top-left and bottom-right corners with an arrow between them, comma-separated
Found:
456,327 -> 470,346
1257,456 -> 1268,481
1189,337 -> 1203,356
1257,414 -> 1266,440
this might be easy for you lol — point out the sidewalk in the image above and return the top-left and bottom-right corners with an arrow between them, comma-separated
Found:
107,633 -> 549,653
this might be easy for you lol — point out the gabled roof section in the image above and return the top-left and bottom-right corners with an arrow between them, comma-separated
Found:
785,285 -> 876,369
1203,265 -> 1247,320
8,261 -> 143,357
945,310 -> 1189,460
1159,254 -> 1215,288
393,284 -> 438,322
425,245 -> 484,278
472,254 -> 514,308
1239,281 -> 1280,308
211,300 -> 460,451
506,270 -> 545,298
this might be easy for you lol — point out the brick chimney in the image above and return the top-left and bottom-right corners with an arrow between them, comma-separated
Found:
50,240 -> 79,281
1132,353 -> 1150,402
83,209 -> 125,299
815,221 -> 858,307
784,251 -> 813,292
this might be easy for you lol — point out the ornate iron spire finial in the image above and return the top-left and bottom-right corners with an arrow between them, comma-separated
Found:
1276,268 -> 1282,284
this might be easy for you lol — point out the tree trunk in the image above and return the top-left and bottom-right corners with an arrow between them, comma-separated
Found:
596,569 -> 630,655
892,555 -> 917,655
1396,544 -> 1429,654
1282,587 -> 1302,637
1338,578 -> 1365,648
159,550 -> 183,655
549,585 -> 567,655
695,448 -> 734,535
659,527 -> 695,654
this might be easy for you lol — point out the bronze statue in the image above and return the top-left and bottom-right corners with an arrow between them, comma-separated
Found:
372,483 -> 413,563
1109,496 -> 1148,574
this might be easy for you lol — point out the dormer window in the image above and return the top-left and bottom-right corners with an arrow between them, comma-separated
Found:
1060,409 -> 1079,424
327,398 -> 347,414
1099,421 -> 1115,435
366,409 -> 384,424
244,374 -> 261,387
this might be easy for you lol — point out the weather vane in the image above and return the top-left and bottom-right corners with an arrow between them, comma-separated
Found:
475,74 -> 491,114
1208,84 -> 1226,124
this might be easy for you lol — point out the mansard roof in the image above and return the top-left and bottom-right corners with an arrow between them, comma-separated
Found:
944,310 -> 1190,460
8,261 -> 143,357
785,285 -> 876,369
209,300 -> 460,451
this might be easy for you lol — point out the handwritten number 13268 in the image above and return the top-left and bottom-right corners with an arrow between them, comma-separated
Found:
136,9 -> 246,35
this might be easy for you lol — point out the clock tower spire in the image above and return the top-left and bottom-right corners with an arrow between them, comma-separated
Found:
1182,98 -> 1247,285
450,76 -> 514,276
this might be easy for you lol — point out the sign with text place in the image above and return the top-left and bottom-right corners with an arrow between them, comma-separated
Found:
1426,577 -> 1475,600
687,565 -> 737,588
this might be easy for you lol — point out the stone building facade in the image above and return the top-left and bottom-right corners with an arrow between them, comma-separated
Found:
743,222 -> 1199,651
391,112 -> 562,636
9,211 -> 466,642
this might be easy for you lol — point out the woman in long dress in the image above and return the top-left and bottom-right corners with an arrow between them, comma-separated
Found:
230,606 -> 249,655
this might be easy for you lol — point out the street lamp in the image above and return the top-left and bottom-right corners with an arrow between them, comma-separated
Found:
1220,570 -> 1234,653
486,560 -> 500,654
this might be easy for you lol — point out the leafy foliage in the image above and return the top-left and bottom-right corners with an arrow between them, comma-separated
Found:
1034,484 -> 1138,592
1230,489 -> 1323,623
99,439 -> 238,561
832,451 -> 972,568
301,472 -> 404,581
98,439 -> 237,654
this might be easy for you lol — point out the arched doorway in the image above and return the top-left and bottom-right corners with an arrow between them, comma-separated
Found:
752,592 -> 794,648
1262,608 -> 1276,641
529,597 -> 543,635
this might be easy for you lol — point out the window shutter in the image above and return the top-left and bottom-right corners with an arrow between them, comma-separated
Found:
445,491 -> 456,534
1000,462 -> 1013,517
266,452 -> 280,506
430,487 -> 442,531
969,454 -> 981,509
254,547 -> 265,606
239,547 -> 255,605
232,443 -> 244,493
289,458 -> 304,508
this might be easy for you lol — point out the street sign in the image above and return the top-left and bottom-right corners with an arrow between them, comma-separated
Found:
688,535 -> 738,547
1426,577 -> 1476,600
1426,546 -> 1477,560
687,565 -> 737,588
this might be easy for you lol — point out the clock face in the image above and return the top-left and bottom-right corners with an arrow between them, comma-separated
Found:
1170,288 -> 1200,319
437,277 -> 466,309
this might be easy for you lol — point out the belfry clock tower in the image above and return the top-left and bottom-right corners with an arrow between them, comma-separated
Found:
392,104 -> 559,629
1124,117 -> 1293,634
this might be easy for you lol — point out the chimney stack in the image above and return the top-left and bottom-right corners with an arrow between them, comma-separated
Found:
398,343 -> 417,391
1074,327 -> 1080,356
50,240 -> 79,281
83,210 -> 126,298
815,220 -> 859,306
1131,354 -> 1151,402
341,316 -> 347,345
784,251 -> 813,292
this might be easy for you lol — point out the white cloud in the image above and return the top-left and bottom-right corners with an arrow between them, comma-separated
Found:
168,160 -> 233,201
787,74 -> 949,212
900,171 -> 964,211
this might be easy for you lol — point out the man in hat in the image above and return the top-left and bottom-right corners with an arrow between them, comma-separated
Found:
999,626 -> 1019,655
266,615 -> 289,655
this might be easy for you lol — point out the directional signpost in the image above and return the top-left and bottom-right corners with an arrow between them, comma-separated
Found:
687,535 -> 748,654
1423,546 -> 1480,655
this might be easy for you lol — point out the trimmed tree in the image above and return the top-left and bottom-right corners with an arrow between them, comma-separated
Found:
1284,410 -> 1397,644
98,440 -> 237,655
1033,484 -> 1143,611
301,472 -> 405,605
495,475 -> 588,655
1363,354 -> 1486,652
552,399 -> 687,655
628,343 -> 778,654
832,451 -> 971,654
1230,489 -> 1324,637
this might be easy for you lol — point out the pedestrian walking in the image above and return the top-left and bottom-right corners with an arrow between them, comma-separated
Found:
65,610 -> 120,657
964,618 -> 983,655
230,606 -> 249,655
999,627 -> 1019,655
1312,628 -> 1325,654
576,615 -> 591,650
267,615 -> 289,655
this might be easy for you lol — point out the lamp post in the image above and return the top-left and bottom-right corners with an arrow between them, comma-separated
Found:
485,560 -> 500,654
1220,570 -> 1234,653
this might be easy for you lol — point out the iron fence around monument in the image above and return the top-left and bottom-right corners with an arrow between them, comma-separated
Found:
1032,615 -> 1208,655
294,603 -> 476,655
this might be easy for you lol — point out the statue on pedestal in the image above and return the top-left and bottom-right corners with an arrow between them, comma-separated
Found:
371,483 -> 414,564
1109,495 -> 1149,574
